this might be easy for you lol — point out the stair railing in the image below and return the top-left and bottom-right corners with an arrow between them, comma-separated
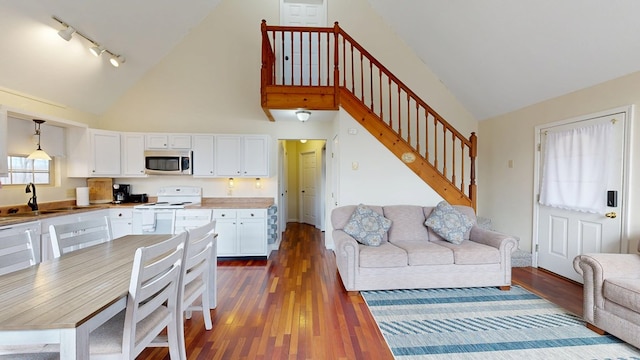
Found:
261,20 -> 477,207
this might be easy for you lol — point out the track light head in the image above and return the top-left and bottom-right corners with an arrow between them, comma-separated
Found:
89,45 -> 105,57
109,55 -> 125,67
57,25 -> 75,41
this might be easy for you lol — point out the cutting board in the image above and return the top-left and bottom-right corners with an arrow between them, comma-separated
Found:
87,178 -> 113,204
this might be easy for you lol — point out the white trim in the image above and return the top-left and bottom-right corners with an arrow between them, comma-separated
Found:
532,105 -> 633,267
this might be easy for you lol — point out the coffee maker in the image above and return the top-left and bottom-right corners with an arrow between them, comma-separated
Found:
112,184 -> 131,204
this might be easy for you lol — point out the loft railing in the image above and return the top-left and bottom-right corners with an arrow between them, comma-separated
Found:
261,21 -> 477,208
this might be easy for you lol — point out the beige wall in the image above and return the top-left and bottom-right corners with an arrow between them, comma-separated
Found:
1,0 -> 478,244
479,70 -> 640,254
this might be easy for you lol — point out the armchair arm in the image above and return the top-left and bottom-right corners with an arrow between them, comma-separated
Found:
573,253 -> 640,323
332,230 -> 360,291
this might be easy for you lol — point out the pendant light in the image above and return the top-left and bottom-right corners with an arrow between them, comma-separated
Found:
27,119 -> 52,161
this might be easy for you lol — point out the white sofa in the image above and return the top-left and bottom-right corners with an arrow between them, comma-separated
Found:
331,204 -> 518,292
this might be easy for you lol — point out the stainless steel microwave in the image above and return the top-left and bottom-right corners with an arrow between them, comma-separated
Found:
144,150 -> 192,175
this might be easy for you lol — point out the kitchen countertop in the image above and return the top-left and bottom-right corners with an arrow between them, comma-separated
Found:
0,197 -> 275,227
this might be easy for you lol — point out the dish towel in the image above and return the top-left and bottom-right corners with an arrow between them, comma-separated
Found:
141,211 -> 156,232
540,122 -> 612,213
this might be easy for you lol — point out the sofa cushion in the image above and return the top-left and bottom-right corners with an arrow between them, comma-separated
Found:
393,240 -> 454,265
359,242 -> 408,268
424,201 -> 474,244
383,205 -> 430,243
343,204 -> 392,246
603,277 -> 640,313
430,239 -> 500,265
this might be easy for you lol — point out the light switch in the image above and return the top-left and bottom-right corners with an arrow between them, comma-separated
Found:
508,160 -> 514,168
348,128 -> 358,135
352,162 -> 359,170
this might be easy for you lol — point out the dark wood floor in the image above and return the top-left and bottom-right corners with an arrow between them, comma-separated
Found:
139,223 -> 584,360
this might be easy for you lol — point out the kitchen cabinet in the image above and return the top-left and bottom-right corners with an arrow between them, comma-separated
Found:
213,208 -> 267,257
192,135 -> 215,176
109,208 -> 133,239
174,209 -> 212,234
89,129 -> 121,176
0,221 -> 41,264
215,135 -> 269,177
121,133 -> 146,177
146,134 -> 191,150
67,128 -> 121,177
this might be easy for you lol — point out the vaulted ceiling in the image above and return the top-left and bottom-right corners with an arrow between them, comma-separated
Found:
1,1 -> 639,120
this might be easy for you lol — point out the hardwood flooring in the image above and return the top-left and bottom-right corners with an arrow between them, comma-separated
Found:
139,223 -> 584,360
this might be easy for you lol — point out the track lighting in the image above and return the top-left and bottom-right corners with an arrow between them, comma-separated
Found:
57,25 -> 75,41
52,16 -> 125,68
89,45 -> 105,57
109,55 -> 125,67
296,110 -> 311,122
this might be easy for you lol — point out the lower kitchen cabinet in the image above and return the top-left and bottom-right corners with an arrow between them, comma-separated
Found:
174,209 -> 212,234
213,208 -> 267,257
109,208 -> 133,239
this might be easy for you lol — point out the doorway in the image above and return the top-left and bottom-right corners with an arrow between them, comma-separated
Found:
279,139 -> 326,232
533,106 -> 630,283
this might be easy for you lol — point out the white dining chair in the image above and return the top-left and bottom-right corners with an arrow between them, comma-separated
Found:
152,221 -> 216,359
182,220 -> 216,324
0,229 -> 37,276
50,216 -> 112,258
89,231 -> 187,360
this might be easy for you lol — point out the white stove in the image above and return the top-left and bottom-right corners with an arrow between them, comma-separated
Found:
134,186 -> 202,210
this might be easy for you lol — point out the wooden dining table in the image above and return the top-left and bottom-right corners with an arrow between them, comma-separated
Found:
0,234 -> 171,359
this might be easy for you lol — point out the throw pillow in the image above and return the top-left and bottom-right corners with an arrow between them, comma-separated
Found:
343,204 -> 392,246
424,201 -> 474,245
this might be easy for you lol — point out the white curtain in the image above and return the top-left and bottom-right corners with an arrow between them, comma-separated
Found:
539,122 -> 612,213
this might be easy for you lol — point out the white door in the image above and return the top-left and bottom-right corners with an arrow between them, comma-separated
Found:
536,110 -> 626,283
300,151 -> 317,226
281,0 -> 326,86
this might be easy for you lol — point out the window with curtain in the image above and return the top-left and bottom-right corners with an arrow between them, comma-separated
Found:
0,155 -> 51,185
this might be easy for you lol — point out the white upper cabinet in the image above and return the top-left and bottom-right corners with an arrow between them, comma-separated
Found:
145,134 -> 191,150
192,135 -> 215,176
67,128 -> 121,177
215,135 -> 269,177
121,133 -> 146,177
89,129 -> 121,176
243,135 -> 269,176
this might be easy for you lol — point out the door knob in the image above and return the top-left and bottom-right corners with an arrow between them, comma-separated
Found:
605,212 -> 617,218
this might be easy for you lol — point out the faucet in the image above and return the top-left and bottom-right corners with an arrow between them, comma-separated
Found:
25,182 -> 38,211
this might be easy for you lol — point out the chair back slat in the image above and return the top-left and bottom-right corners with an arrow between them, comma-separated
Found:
0,230 -> 36,276
50,217 -> 112,258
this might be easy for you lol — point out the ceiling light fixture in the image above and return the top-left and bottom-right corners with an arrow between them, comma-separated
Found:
89,45 -> 105,57
57,25 -> 75,41
109,55 -> 126,67
296,110 -> 311,122
52,16 -> 125,68
27,119 -> 52,161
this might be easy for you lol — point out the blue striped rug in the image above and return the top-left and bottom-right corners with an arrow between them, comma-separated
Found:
362,286 -> 640,359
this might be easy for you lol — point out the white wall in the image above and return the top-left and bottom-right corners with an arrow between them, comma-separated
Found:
479,70 -> 640,254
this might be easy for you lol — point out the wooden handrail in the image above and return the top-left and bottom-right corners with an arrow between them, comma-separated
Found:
261,20 -> 477,207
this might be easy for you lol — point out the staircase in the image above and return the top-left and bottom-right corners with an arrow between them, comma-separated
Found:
260,21 -> 477,209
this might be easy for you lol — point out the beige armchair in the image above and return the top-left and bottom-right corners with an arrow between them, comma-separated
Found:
573,247 -> 640,348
